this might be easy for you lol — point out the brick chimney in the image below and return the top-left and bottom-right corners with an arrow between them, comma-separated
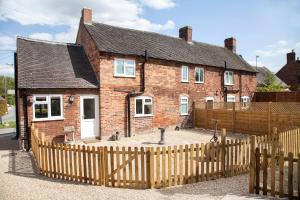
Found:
81,8 -> 92,24
224,37 -> 236,53
179,26 -> 192,43
287,50 -> 296,64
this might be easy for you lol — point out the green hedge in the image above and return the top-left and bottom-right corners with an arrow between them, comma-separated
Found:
0,99 -> 7,117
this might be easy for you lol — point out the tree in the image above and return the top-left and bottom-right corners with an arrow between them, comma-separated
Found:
257,72 -> 285,92
0,99 -> 7,125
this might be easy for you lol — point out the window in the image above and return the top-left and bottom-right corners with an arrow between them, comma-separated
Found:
195,67 -> 204,83
180,96 -> 189,115
33,95 -> 63,120
135,96 -> 153,117
205,97 -> 214,109
227,95 -> 236,102
114,59 -> 135,77
224,71 -> 234,85
241,96 -> 250,108
181,66 -> 189,82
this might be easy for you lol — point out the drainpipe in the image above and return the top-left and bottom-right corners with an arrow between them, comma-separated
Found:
14,52 -> 20,140
22,93 -> 30,151
223,61 -> 227,102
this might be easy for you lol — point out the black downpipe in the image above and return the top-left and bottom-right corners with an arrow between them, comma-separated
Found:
22,94 -> 30,151
223,61 -> 228,102
127,50 -> 148,137
14,52 -> 19,139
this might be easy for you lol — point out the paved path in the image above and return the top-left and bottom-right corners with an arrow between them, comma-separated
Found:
0,129 -> 273,200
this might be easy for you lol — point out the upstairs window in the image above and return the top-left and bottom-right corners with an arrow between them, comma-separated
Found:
180,96 -> 189,115
114,59 -> 135,77
181,66 -> 189,82
33,95 -> 63,121
135,96 -> 153,117
224,71 -> 234,85
195,67 -> 204,83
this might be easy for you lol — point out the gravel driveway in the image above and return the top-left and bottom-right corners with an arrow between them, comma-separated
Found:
0,129 -> 273,200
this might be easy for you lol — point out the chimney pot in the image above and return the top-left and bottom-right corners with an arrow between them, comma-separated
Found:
224,37 -> 236,53
287,50 -> 296,64
179,26 -> 192,43
81,8 -> 92,24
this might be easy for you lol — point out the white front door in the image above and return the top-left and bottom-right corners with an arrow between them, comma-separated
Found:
80,95 -> 99,139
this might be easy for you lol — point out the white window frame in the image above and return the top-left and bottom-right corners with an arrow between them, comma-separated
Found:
195,67 -> 204,83
181,66 -> 189,82
205,97 -> 214,102
33,94 -> 64,121
134,96 -> 153,117
114,58 -> 136,77
227,95 -> 236,102
241,96 -> 250,107
224,71 -> 234,85
180,96 -> 189,115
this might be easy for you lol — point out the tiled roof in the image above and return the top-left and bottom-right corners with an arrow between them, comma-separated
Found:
256,66 -> 287,87
17,37 -> 99,89
85,22 -> 256,73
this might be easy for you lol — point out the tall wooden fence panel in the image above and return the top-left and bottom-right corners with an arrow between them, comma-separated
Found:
195,102 -> 300,135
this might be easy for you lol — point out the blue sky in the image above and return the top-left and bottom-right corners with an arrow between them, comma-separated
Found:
0,0 -> 300,77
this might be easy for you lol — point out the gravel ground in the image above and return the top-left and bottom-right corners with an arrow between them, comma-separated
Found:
0,130 -> 274,200
77,128 -> 249,147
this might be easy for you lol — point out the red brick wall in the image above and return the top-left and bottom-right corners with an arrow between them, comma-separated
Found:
18,89 -> 98,142
97,54 -> 257,138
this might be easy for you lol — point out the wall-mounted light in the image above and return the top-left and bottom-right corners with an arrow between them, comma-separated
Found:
27,96 -> 33,104
215,90 -> 218,96
68,96 -> 74,104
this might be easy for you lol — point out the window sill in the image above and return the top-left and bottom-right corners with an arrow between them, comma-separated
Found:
114,74 -> 136,78
180,114 -> 189,116
134,114 -> 154,118
181,81 -> 189,83
195,81 -> 204,84
224,83 -> 234,86
32,117 -> 64,122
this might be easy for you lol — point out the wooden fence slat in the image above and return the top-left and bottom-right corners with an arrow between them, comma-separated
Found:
234,139 -> 238,174
270,139 -> 276,196
288,152 -> 293,198
104,146 -> 108,186
210,143 -> 215,179
226,140 -> 229,176
174,146 -> 178,186
201,143 -> 204,181
56,144 -> 60,179
88,146 -> 92,184
262,149 -> 267,195
150,147 -> 154,189
168,146 -> 172,187
52,143 -> 56,178
230,140 -> 234,176
206,144 -> 210,180
68,144 -> 73,181
279,151 -> 284,198
221,129 -> 226,176
128,147 -> 132,188
134,147 -> 139,189
255,148 -> 260,195
179,145 -> 183,185
298,153 -> 300,198
97,147 -> 102,186
216,142 -> 220,178
184,144 -> 189,184
195,144 -> 199,182
116,147 -> 121,187
92,146 -> 97,185
73,145 -> 77,181
156,147 -> 161,189
141,147 -> 145,189
122,147 -> 126,188
190,144 -> 194,183
47,142 -> 51,177
61,144 -> 65,180
78,145 -> 82,182
162,147 -> 166,187
249,136 -> 255,193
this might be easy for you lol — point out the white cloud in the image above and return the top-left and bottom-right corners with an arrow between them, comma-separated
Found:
140,0 -> 175,9
29,32 -> 53,41
0,64 -> 14,77
0,35 -> 15,50
0,0 -> 176,42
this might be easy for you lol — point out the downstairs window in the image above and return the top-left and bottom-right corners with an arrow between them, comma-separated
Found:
33,95 -> 63,120
135,96 -> 153,117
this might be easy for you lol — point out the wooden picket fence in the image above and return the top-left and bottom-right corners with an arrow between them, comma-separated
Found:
31,128 -> 254,189
249,128 -> 300,198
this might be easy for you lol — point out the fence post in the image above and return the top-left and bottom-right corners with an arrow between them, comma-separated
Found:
249,135 -> 255,193
268,102 -> 271,135
221,128 -> 226,177
255,148 -> 260,195
232,103 -> 235,133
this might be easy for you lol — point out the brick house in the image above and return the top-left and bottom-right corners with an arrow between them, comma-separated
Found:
276,50 -> 300,91
16,8 -> 256,149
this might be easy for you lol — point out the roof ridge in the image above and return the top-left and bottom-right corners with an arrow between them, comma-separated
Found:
17,36 -> 81,47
